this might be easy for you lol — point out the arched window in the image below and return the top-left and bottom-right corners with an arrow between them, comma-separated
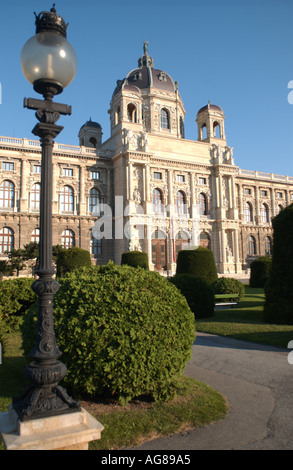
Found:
199,193 -> 208,216
60,185 -> 74,212
90,234 -> 102,256
89,187 -> 100,214
115,106 -> 120,125
152,230 -> 167,270
260,203 -> 269,224
127,103 -> 137,123
0,180 -> 15,208
277,204 -> 283,214
265,236 -> 272,256
248,235 -> 256,256
89,137 -> 97,148
244,202 -> 253,223
200,231 -> 211,249
30,183 -> 41,210
201,124 -> 207,140
152,188 -> 163,213
213,121 -> 220,138
61,229 -> 75,249
160,108 -> 170,129
31,228 -> 40,243
176,191 -> 186,215
180,117 -> 185,138
0,227 -> 14,253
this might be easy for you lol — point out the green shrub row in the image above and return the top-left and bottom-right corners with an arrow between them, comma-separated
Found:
0,277 -> 37,332
212,277 -> 244,302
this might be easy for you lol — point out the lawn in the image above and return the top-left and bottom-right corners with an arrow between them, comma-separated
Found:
0,333 -> 227,450
197,285 -> 293,349
1,284 -> 293,450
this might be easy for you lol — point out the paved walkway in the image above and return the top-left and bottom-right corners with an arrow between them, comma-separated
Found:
134,332 -> 293,450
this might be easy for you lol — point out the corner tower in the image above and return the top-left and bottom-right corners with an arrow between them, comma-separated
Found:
196,101 -> 226,144
78,118 -> 103,148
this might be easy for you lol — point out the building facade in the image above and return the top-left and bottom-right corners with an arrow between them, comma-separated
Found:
1,43 -> 293,274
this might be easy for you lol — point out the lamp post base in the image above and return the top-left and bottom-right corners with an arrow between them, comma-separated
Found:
12,381 -> 81,422
0,405 -> 104,450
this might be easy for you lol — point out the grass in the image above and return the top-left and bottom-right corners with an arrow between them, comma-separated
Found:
88,376 -> 228,450
0,332 -> 228,450
197,285 -> 293,349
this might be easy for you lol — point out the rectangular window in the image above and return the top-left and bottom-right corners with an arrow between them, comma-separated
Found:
177,175 -> 185,183
2,162 -> 14,171
276,192 -> 283,199
91,171 -> 100,180
261,190 -> 268,197
199,177 -> 207,185
153,172 -> 162,180
245,188 -> 251,195
33,165 -> 41,174
63,168 -> 73,177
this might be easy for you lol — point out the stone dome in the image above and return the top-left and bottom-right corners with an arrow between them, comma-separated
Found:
197,102 -> 224,116
112,42 -> 178,97
79,118 -> 102,131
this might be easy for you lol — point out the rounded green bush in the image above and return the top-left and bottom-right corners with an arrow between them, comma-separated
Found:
176,247 -> 218,284
21,262 -> 195,404
250,257 -> 272,288
121,251 -> 149,270
212,277 -> 244,302
56,247 -> 92,278
169,274 -> 215,319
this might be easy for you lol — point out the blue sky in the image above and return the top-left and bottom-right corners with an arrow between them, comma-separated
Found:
1,0 -> 293,176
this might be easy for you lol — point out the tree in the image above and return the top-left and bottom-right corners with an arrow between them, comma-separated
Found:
176,246 -> 218,284
56,247 -> 92,277
263,203 -> 293,324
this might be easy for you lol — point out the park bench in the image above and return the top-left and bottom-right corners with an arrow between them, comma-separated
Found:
214,293 -> 239,310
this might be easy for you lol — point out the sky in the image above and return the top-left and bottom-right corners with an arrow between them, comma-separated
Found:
1,0 -> 293,176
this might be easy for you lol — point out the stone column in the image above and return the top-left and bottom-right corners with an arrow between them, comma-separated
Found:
168,169 -> 173,207
106,168 -> 111,205
52,160 -> 58,214
255,186 -> 260,224
271,187 -> 275,217
19,159 -> 28,212
79,165 -> 86,216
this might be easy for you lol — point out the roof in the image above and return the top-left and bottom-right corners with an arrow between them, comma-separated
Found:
112,42 -> 178,98
79,118 -> 102,131
197,103 -> 224,116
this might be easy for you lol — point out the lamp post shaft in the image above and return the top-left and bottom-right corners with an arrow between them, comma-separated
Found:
12,102 -> 80,421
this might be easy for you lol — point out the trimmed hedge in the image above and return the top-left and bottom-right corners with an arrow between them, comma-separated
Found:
250,256 -> 272,288
0,277 -> 37,332
121,251 -> 149,270
212,277 -> 244,302
21,262 -> 195,404
169,274 -> 215,319
263,203 -> 293,324
176,247 -> 218,284
56,247 -> 92,278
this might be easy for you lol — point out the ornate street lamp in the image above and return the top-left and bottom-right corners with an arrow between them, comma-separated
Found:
13,4 -> 80,420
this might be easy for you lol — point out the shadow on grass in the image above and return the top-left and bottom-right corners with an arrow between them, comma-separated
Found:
0,356 -> 28,403
195,331 -> 292,351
